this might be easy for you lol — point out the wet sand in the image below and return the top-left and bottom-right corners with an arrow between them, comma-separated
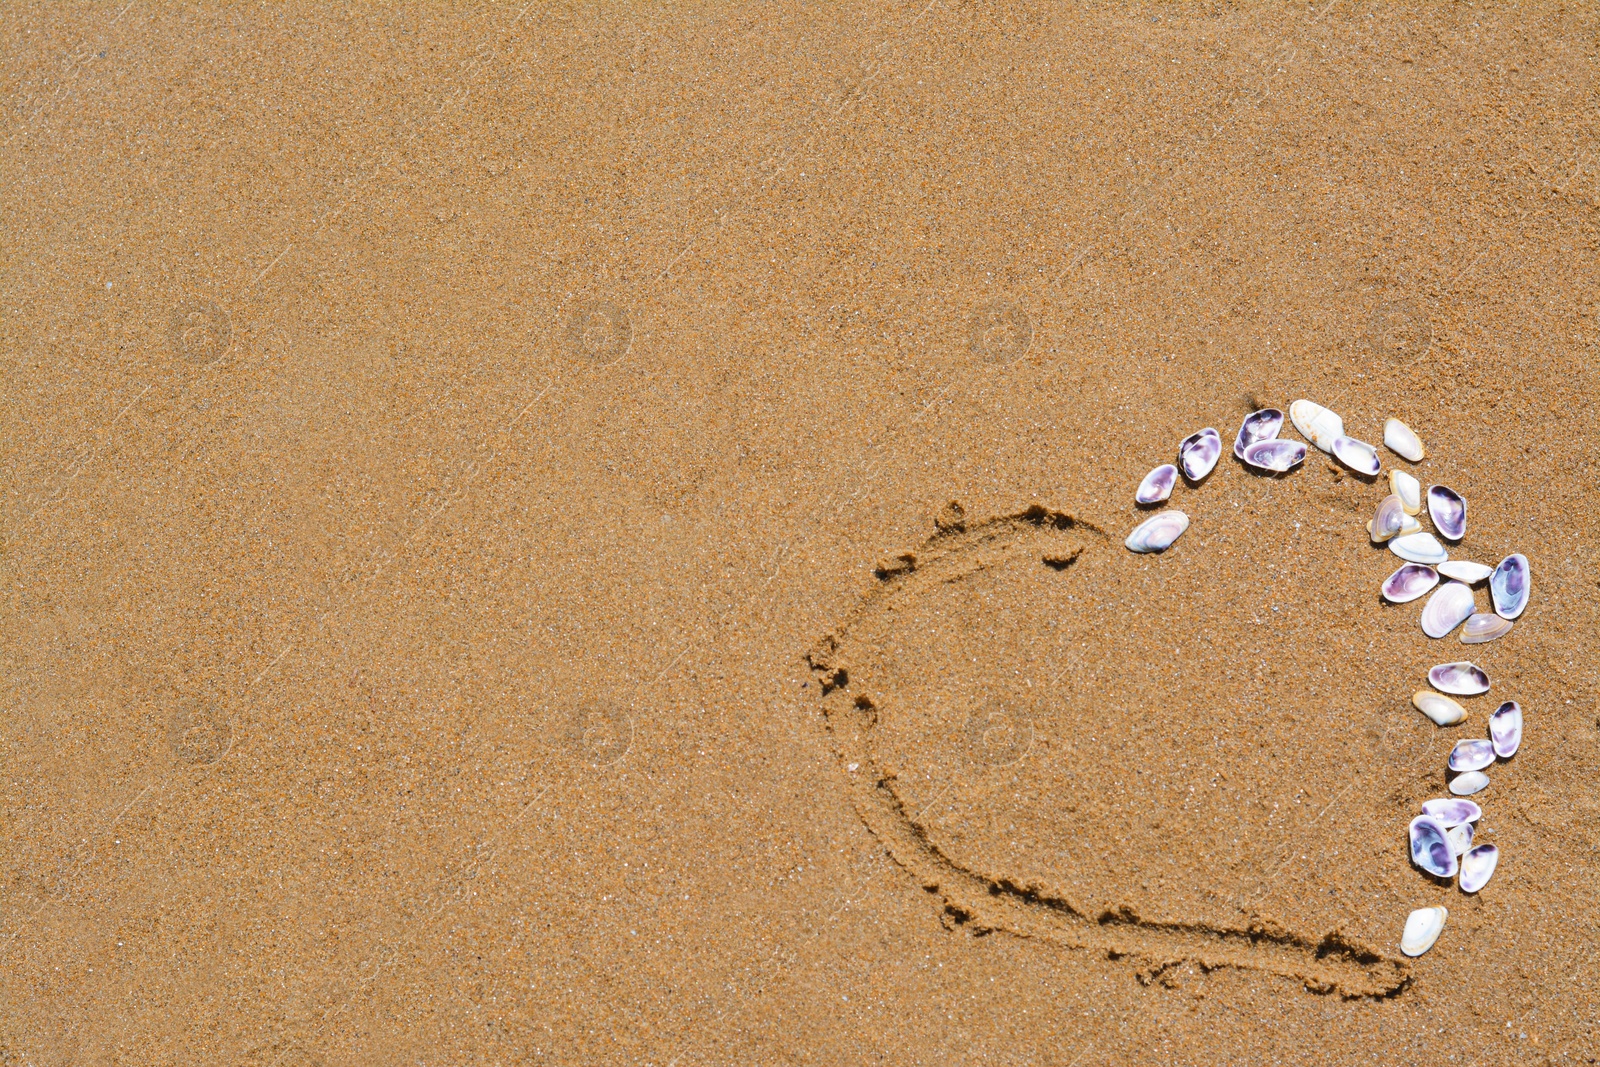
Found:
4,4 -> 1599,1063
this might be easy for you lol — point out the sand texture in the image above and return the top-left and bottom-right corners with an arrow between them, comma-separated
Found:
4,3 -> 1600,1063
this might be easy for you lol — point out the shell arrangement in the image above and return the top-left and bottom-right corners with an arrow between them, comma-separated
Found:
1127,399 -> 1531,962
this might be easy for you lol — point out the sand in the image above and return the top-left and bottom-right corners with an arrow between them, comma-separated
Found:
4,3 -> 1600,1063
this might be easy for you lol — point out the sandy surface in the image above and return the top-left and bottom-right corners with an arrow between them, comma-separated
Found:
4,3 -> 1600,1063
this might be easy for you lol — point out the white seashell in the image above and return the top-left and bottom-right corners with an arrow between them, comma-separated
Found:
1369,494 -> 1407,541
1178,428 -> 1223,482
1420,582 -> 1475,639
1408,815 -> 1458,878
1428,661 -> 1489,696
1399,513 -> 1424,535
1460,613 -> 1513,644
1389,469 -> 1422,515
1136,464 -> 1178,505
1234,408 -> 1284,459
1459,844 -> 1499,894
1401,905 -> 1447,956
1449,739 -> 1495,772
1446,821 -> 1475,857
1413,690 -> 1466,726
1331,435 -> 1381,476
1489,700 -> 1522,758
1422,798 -> 1481,827
1289,399 -> 1345,453
1427,485 -> 1467,541
1383,418 -> 1425,462
1438,560 -> 1493,584
1449,770 -> 1490,796
1491,554 -> 1530,620
1240,439 -> 1306,472
1382,564 -> 1438,604
1125,511 -> 1190,554
1390,531 -> 1449,565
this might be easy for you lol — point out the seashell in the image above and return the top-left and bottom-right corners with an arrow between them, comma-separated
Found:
1234,408 -> 1284,459
1458,844 -> 1499,894
1491,553 -> 1530,620
1413,690 -> 1465,726
1389,469 -> 1422,515
1420,582 -> 1475,639
1369,494 -> 1407,542
1178,428 -> 1223,482
1382,564 -> 1439,604
1401,905 -> 1447,956
1489,700 -> 1522,758
1125,511 -> 1190,554
1449,739 -> 1495,772
1331,435 -> 1381,476
1438,560 -> 1493,584
1136,464 -> 1178,505
1422,798 -> 1481,827
1428,661 -> 1489,696
1241,439 -> 1306,472
1446,821 -> 1475,857
1449,770 -> 1490,796
1399,514 -> 1424,535
1408,815 -> 1458,878
1427,485 -> 1467,542
1390,531 -> 1448,565
1384,418 -> 1426,462
1289,399 -> 1344,452
1460,613 -> 1513,645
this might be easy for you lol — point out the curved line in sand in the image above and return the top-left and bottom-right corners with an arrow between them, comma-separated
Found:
807,504 -> 1410,999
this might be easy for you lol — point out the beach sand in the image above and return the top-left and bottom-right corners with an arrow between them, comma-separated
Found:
3,3 -> 1599,1062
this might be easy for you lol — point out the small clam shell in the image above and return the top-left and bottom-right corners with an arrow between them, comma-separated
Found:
1413,690 -> 1466,726
1369,494 -> 1407,542
1408,815 -> 1458,878
1331,435 -> 1381,476
1233,408 -> 1284,458
1449,770 -> 1490,796
1390,531 -> 1448,565
1399,514 -> 1424,535
1438,560 -> 1493,584
1491,553 -> 1530,620
1445,821 -> 1475,857
1384,418 -> 1426,462
1489,700 -> 1522,758
1241,439 -> 1306,472
1125,511 -> 1190,554
1401,905 -> 1447,956
1449,739 -> 1495,772
1428,661 -> 1489,696
1136,464 -> 1178,505
1427,484 -> 1467,541
1382,563 -> 1439,604
1289,399 -> 1344,453
1460,613 -> 1513,644
1420,582 -> 1475,639
1422,798 -> 1481,827
1459,844 -> 1499,894
1389,469 -> 1422,514
1178,428 -> 1223,482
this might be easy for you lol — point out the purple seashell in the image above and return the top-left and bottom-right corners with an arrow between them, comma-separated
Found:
1428,661 -> 1489,695
1427,484 -> 1467,541
1382,563 -> 1439,604
1125,511 -> 1190,553
1233,408 -> 1284,458
1241,438 -> 1306,472
1331,435 -> 1381,476
1178,428 -> 1223,482
1491,553 -> 1529,620
1490,700 -> 1522,758
1420,582 -> 1475,639
1135,463 -> 1178,505
1422,798 -> 1481,827
1459,843 -> 1499,893
1449,738 -> 1495,773
1409,814 -> 1458,878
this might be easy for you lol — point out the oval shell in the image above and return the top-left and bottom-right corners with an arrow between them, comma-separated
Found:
1449,739 -> 1495,773
1413,690 -> 1465,726
1408,815 -> 1458,878
1491,554 -> 1529,620
1241,439 -> 1306,472
1460,613 -> 1513,645
1390,531 -> 1449,565
1370,494 -> 1407,542
1401,905 -> 1447,956
1382,564 -> 1439,604
1178,428 -> 1223,482
1384,418 -> 1425,462
1449,770 -> 1490,796
1289,399 -> 1344,452
1136,464 -> 1178,505
1420,582 -> 1475,639
1125,511 -> 1190,554
1331,435 -> 1381,476
1422,798 -> 1481,827
1390,469 -> 1422,514
1445,822 -> 1475,857
1438,560 -> 1493,584
1428,661 -> 1489,696
1427,485 -> 1467,541
1234,408 -> 1284,458
1489,700 -> 1522,758
1459,844 -> 1499,894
